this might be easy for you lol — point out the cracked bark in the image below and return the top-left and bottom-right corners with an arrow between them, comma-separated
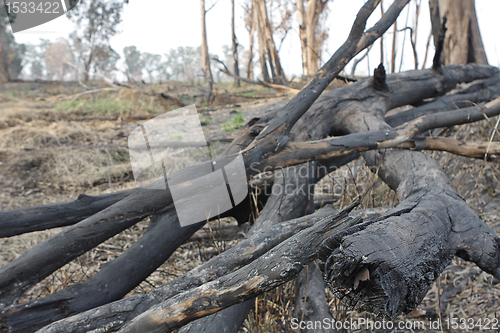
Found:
318,65 -> 500,317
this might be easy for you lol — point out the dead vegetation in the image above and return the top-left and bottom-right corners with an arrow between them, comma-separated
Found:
0,77 -> 499,332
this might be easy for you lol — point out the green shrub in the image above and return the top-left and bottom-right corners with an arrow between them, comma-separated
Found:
222,112 -> 245,132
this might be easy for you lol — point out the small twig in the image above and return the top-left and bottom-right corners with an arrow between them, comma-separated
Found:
351,45 -> 373,77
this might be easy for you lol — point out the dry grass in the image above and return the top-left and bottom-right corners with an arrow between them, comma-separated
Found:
0,81 -> 499,332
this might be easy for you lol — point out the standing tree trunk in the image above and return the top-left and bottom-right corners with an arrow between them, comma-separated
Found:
296,0 -> 329,76
255,0 -> 287,85
429,0 -> 488,65
253,0 -> 270,83
297,0 -> 309,76
200,0 -> 214,102
246,14 -> 255,80
231,0 -> 240,87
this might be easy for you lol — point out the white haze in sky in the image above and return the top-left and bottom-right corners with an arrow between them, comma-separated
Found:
12,0 -> 500,79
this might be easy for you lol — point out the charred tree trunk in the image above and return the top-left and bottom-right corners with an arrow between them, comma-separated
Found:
316,64 -> 500,316
429,0 -> 488,65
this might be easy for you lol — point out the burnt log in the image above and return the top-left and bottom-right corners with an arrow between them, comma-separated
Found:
0,187 -> 172,307
317,65 -> 500,317
294,263 -> 335,333
177,161 -> 316,333
0,190 -> 134,238
115,202 -> 363,333
0,208 -> 203,332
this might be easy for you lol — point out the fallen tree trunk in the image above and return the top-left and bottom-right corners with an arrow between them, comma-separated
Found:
116,202 -> 363,333
317,65 -> 500,317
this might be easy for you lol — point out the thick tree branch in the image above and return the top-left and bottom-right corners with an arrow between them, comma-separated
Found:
0,187 -> 172,306
0,190 -> 134,238
386,74 -> 500,127
1,208 -> 205,332
117,202 -> 363,333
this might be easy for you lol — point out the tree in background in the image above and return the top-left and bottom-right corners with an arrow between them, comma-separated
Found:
231,0 -> 240,87
162,46 -> 204,83
163,49 -> 180,81
93,45 -> 120,79
22,39 -> 51,80
142,52 -> 162,83
0,6 -> 25,82
429,0 -> 487,66
123,46 -> 143,82
200,0 -> 215,84
68,0 -> 127,81
253,0 -> 289,84
200,0 -> 218,102
178,46 -> 202,83
44,38 -> 74,80
296,0 -> 329,76
243,0 -> 255,80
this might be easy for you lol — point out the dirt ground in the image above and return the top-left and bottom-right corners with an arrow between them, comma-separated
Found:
0,80 -> 499,332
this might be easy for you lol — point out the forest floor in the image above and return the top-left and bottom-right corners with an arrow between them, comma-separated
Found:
0,79 -> 499,332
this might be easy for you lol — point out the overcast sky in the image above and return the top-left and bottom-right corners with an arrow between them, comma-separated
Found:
12,0 -> 500,79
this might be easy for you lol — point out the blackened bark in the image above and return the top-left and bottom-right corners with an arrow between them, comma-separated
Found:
318,65 -> 500,317
0,190 -> 134,238
294,263 -> 335,333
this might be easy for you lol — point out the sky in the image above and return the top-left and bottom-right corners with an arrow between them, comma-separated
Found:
11,0 -> 500,80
